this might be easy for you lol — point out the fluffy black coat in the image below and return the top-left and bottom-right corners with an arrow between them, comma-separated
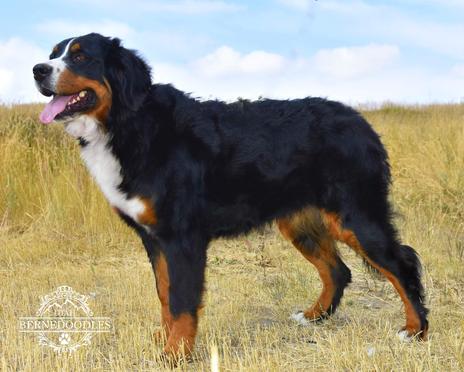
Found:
105,35 -> 427,335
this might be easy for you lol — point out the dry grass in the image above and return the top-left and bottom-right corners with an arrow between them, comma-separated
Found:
0,103 -> 463,371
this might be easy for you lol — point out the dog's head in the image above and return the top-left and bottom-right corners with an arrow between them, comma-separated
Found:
33,33 -> 151,125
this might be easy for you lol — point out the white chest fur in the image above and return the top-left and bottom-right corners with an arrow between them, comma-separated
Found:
65,116 -> 146,223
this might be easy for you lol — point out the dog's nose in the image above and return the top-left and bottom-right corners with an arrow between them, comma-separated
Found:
33,63 -> 52,82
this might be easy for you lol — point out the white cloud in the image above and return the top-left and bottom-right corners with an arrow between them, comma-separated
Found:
190,43 -> 399,83
313,44 -> 400,79
193,46 -> 287,77
0,38 -> 48,103
154,44 -> 464,104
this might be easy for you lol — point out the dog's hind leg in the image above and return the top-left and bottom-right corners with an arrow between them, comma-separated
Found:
278,207 -> 351,323
321,209 -> 429,340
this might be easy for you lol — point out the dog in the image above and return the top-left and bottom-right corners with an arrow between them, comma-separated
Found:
33,33 -> 428,357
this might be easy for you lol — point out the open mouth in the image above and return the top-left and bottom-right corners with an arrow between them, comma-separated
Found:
39,89 -> 97,124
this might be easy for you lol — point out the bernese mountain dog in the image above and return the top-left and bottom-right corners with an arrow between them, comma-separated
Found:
33,33 -> 428,358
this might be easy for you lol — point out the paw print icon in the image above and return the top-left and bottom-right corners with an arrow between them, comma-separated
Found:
59,333 -> 71,345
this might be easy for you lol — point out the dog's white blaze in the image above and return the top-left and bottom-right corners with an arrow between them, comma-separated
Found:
67,115 -> 146,223
47,38 -> 74,89
290,311 -> 311,326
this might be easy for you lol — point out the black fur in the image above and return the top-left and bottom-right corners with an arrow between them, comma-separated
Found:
106,38 -> 152,117
329,258 -> 352,316
39,33 -> 429,340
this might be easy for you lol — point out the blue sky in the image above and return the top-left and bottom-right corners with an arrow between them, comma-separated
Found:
1,0 -> 464,103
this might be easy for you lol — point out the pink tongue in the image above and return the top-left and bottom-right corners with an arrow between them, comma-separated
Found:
39,95 -> 73,124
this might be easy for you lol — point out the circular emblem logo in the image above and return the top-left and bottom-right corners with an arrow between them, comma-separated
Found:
19,286 -> 113,353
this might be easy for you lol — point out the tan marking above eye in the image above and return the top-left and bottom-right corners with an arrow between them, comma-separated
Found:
70,43 -> 81,52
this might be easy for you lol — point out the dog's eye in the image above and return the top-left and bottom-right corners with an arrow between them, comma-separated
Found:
72,53 -> 87,63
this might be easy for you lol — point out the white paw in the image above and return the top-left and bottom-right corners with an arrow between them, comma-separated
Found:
397,330 -> 412,343
290,311 -> 311,326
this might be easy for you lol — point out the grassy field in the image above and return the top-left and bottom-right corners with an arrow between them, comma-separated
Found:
0,103 -> 463,371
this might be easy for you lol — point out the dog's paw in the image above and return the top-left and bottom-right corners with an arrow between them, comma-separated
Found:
397,329 -> 413,343
397,327 -> 427,342
290,311 -> 311,326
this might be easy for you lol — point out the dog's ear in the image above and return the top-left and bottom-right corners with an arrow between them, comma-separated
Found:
105,38 -> 152,116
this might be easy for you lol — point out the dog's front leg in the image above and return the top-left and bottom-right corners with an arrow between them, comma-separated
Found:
160,234 -> 208,359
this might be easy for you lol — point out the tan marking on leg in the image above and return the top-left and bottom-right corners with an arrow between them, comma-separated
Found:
299,239 -> 337,319
154,253 -> 172,343
278,211 -> 338,319
163,313 -> 197,358
376,265 -> 424,338
277,219 -> 293,241
321,211 -> 360,250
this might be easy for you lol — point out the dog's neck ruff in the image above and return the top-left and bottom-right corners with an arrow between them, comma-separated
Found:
65,116 -> 146,223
